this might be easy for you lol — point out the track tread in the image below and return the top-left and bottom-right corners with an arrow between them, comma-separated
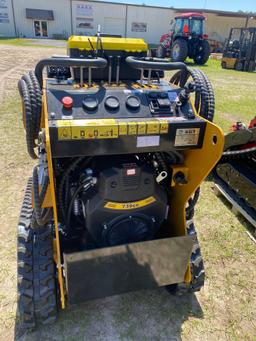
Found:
17,179 -> 57,331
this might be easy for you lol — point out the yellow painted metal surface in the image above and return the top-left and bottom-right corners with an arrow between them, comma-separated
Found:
168,121 -> 224,282
222,57 -> 237,69
104,196 -> 156,210
68,35 -> 148,52
43,75 -> 224,298
43,85 -> 66,309
56,118 -> 169,140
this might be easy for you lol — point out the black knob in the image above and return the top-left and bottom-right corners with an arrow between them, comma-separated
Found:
83,96 -> 98,111
105,96 -> 119,111
126,95 -> 141,110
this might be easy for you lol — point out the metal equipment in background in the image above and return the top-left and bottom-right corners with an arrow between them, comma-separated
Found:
153,12 -> 211,65
221,27 -> 256,71
17,31 -> 224,330
213,118 -> 256,230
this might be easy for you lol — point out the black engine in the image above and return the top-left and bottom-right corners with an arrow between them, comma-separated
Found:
60,154 -> 169,249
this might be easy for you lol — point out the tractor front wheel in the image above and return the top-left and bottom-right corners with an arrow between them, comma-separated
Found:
170,39 -> 188,62
194,40 -> 210,65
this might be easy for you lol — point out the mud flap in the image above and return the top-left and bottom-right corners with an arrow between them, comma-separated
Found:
64,236 -> 193,304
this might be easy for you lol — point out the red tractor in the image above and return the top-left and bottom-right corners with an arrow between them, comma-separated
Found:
156,12 -> 211,65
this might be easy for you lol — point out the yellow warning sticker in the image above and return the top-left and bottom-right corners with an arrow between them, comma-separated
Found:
137,121 -> 146,135
56,118 -> 169,140
58,126 -> 72,140
147,121 -> 160,134
159,120 -> 169,134
128,121 -> 137,135
104,196 -> 156,210
72,125 -> 118,139
118,121 -> 128,135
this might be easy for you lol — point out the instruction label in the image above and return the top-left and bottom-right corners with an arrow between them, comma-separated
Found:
56,119 -> 169,141
174,128 -> 200,147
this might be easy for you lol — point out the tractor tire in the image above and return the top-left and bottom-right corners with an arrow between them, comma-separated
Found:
170,39 -> 188,62
156,45 -> 167,58
17,178 -> 57,331
194,40 -> 211,65
165,220 -> 205,295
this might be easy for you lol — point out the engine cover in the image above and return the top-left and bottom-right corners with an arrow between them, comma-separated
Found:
83,155 -> 168,247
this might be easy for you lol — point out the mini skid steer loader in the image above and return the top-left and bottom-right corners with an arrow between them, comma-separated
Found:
17,33 -> 224,329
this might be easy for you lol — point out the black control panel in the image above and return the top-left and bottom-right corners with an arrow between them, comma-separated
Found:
47,79 -> 206,158
46,80 -> 194,121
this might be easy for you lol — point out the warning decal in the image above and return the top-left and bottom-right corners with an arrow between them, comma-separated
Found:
56,119 -> 169,141
174,128 -> 200,147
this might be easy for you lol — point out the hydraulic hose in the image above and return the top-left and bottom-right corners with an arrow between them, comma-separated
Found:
58,157 -> 93,223
170,68 -> 215,122
18,71 -> 42,159
66,180 -> 93,235
18,78 -> 37,159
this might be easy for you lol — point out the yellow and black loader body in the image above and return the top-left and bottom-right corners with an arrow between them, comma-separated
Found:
17,35 -> 224,329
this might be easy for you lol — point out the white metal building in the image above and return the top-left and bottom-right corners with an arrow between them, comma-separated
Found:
0,0 -> 256,44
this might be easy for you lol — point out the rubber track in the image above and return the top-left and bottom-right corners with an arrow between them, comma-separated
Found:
17,179 -> 57,330
165,218 -> 205,295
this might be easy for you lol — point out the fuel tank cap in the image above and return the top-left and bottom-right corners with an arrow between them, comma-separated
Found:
126,95 -> 141,110
105,96 -> 120,111
83,96 -> 98,111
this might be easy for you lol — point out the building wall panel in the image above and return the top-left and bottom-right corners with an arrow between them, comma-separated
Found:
0,0 -> 16,37
72,1 -> 126,37
13,0 -> 71,38
126,5 -> 174,44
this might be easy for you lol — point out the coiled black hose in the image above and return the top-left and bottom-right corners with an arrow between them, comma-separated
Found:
18,79 -> 37,158
18,71 -> 42,159
170,68 -> 214,217
170,68 -> 215,122
66,180 -> 93,235
58,157 -> 92,223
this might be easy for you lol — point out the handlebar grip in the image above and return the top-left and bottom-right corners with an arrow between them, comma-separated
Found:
126,56 -> 187,71
35,57 -> 107,86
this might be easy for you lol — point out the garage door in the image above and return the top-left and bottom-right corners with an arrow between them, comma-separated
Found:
103,17 -> 125,37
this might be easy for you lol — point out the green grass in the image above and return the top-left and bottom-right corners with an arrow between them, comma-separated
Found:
0,37 -> 65,48
194,59 -> 255,130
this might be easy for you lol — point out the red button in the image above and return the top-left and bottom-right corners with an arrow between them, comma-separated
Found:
62,96 -> 73,109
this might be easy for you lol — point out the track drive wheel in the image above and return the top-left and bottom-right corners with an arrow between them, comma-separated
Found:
171,39 -> 188,62
17,178 -> 57,330
165,220 -> 205,295
194,40 -> 210,65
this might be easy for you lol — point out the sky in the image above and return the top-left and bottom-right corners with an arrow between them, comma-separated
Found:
99,0 -> 256,12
